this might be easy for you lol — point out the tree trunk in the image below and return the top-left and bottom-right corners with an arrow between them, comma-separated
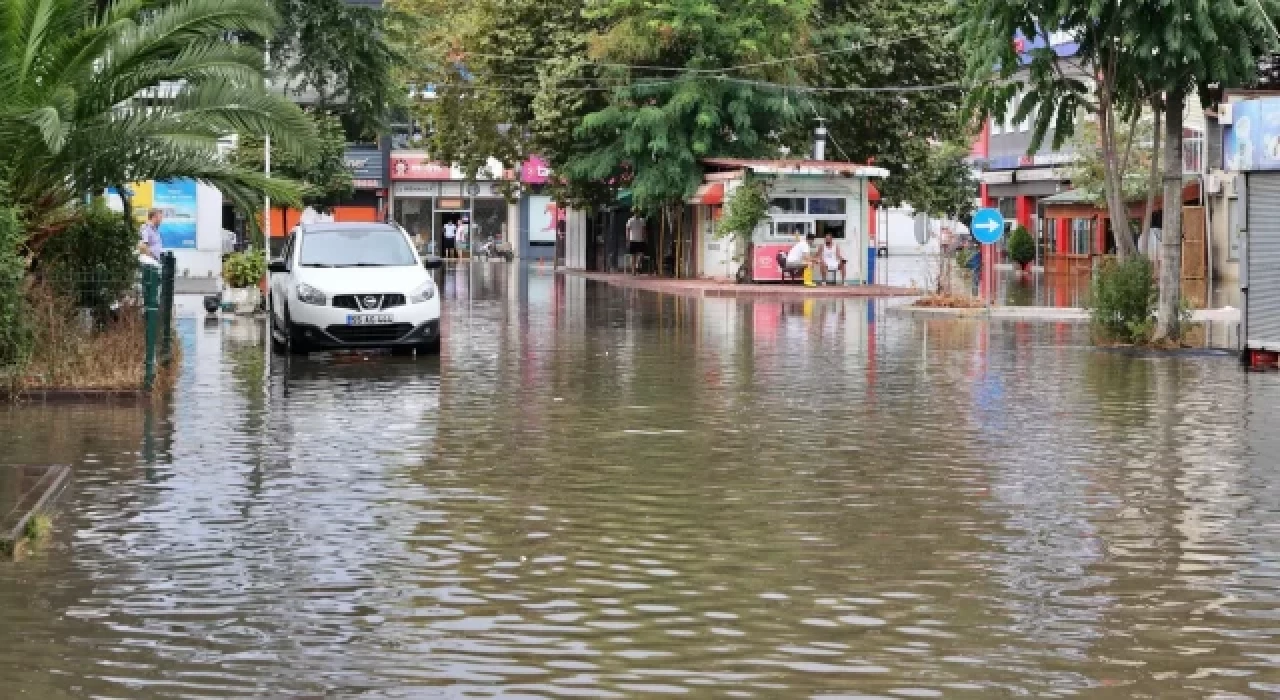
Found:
1155,90 -> 1186,342
1099,88 -> 1139,259
116,184 -> 134,233
1141,96 -> 1163,256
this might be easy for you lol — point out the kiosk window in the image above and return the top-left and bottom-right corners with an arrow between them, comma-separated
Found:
808,198 -> 847,215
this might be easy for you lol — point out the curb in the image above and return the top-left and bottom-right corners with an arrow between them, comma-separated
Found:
558,270 -> 920,300
1,465 -> 71,559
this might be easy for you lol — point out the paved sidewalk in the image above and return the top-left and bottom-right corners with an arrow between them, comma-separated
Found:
561,270 -> 920,299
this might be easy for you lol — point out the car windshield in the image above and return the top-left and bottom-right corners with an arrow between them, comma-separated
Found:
298,229 -> 417,267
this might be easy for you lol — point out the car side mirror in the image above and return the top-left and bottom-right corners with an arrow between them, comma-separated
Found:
422,256 -> 444,270
267,259 -> 288,274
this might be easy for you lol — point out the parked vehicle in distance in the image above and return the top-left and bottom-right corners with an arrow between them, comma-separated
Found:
268,223 -> 443,355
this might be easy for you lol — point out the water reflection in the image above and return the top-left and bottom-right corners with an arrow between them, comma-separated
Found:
0,265 -> 1278,697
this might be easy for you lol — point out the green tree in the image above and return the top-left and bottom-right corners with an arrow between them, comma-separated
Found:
896,142 -> 978,222
571,0 -> 812,213
269,0 -> 401,139
805,0 -> 967,209
230,111 -> 354,213
1144,0 -> 1277,341
0,0 -> 315,250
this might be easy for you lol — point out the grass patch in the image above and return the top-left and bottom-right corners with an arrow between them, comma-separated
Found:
23,513 -> 52,541
3,281 -> 179,393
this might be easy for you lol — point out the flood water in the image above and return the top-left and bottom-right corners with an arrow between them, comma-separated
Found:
2,264 -> 1280,698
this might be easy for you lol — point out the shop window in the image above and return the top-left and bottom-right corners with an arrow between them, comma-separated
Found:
814,220 -> 846,239
775,221 -> 808,238
1071,218 -> 1093,255
770,198 -> 805,215
395,198 -> 433,251
808,198 -> 847,215
472,198 -> 507,245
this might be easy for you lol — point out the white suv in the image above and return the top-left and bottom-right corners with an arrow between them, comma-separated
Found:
268,223 -> 443,354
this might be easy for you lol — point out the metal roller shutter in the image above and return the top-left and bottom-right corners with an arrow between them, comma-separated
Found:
1246,173 -> 1280,351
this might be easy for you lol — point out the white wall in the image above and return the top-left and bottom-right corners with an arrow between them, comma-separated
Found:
174,182 -> 224,281
878,206 -> 944,255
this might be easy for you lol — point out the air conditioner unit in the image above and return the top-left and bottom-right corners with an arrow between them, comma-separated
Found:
1220,102 -> 1234,125
1208,170 -> 1239,196
1208,171 -> 1224,194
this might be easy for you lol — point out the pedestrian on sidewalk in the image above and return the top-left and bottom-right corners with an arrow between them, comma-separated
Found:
627,210 -> 647,275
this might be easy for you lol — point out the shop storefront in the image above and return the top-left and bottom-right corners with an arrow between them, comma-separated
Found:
389,153 -> 514,257
341,145 -> 387,223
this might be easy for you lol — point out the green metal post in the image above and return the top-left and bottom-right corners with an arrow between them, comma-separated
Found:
160,253 -> 175,365
143,265 -> 159,391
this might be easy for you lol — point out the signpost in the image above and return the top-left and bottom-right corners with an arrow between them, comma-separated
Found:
971,208 -> 1005,303
971,208 -> 1006,245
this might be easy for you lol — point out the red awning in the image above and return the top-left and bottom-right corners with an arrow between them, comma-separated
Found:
691,182 -> 725,205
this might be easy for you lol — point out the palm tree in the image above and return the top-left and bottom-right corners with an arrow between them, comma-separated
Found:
0,0 -> 317,249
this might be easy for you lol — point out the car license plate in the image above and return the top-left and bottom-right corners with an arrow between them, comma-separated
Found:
347,314 -> 394,326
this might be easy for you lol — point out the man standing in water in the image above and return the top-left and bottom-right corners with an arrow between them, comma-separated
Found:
627,210 -> 647,275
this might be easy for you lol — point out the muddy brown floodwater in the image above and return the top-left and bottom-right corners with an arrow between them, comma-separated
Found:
2,264 -> 1279,698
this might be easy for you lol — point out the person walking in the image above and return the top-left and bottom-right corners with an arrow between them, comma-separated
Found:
138,208 -> 165,264
626,211 -> 647,275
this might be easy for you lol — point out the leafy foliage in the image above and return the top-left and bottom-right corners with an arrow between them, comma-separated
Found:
895,142 -> 978,221
717,179 -> 768,244
571,0 -> 812,210
0,0 -> 317,245
223,248 -> 267,289
230,112 -> 354,212
1006,225 -> 1035,267
804,0 -> 967,209
269,0 -> 401,139
1088,256 -> 1158,344
0,192 -> 28,371
1063,119 -> 1156,207
39,200 -> 138,313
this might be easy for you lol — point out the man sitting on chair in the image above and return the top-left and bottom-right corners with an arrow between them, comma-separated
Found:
816,233 -> 846,284
786,233 -> 815,271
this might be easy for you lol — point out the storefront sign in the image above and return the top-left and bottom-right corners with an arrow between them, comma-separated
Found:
129,179 -> 198,250
1225,97 -> 1280,171
390,153 -> 458,181
344,146 -> 384,189
980,171 -> 1014,185
437,198 -> 466,210
1015,168 -> 1066,182
521,155 -> 553,184
527,195 -> 561,243
394,182 -> 440,197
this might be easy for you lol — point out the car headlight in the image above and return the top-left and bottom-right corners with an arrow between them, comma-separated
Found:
409,280 -> 436,304
296,283 -> 327,306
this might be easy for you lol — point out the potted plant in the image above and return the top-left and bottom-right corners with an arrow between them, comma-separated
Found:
1007,225 -> 1035,273
222,248 -> 266,314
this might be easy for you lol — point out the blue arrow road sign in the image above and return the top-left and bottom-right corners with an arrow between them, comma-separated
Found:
971,208 -> 1005,245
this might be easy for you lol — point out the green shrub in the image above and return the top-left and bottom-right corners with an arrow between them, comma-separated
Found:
223,248 -> 266,288
717,177 -> 768,243
1088,256 -> 1158,344
0,198 -> 30,372
1007,225 -> 1035,266
40,200 -> 137,313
